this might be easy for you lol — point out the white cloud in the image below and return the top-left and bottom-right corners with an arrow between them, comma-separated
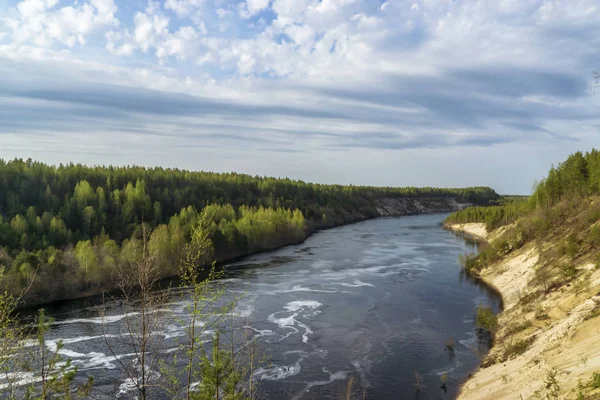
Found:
5,0 -> 118,48
165,0 -> 205,18
239,0 -> 270,18
1,0 -> 599,193
106,3 -> 201,60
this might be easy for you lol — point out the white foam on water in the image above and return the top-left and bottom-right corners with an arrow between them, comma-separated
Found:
254,350 -> 307,381
55,308 -> 173,326
243,326 -> 274,340
117,364 -> 161,396
310,260 -> 334,269
291,368 -> 349,400
336,280 -> 374,288
459,331 -> 477,350
162,323 -> 187,339
0,372 -> 42,390
234,303 -> 254,319
434,357 -> 462,376
254,363 -> 301,381
221,278 -> 242,283
287,285 -> 339,294
55,313 -> 136,325
267,301 -> 322,343
284,300 -> 322,312
297,321 -> 313,344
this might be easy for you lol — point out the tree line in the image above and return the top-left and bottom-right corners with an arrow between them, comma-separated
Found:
446,149 -> 600,231
0,158 -> 499,305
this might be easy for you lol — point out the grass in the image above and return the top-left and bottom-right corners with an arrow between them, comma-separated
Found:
589,372 -> 600,390
505,320 -> 532,336
559,263 -> 577,280
535,308 -> 550,321
503,338 -> 533,360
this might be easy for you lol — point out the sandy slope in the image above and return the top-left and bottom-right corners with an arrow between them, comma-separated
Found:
448,223 -> 600,400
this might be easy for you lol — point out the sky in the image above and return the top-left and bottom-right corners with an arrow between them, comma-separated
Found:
0,0 -> 599,194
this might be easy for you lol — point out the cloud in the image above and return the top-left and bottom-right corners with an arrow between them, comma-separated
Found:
239,0 -> 271,18
165,0 -> 205,18
3,0 -> 118,48
0,0 -> 598,193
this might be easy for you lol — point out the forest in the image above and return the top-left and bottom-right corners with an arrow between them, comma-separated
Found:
447,149 -> 600,278
446,149 -> 600,231
0,158 -> 499,306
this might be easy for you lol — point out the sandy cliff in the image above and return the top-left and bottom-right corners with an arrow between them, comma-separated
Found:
448,223 -> 600,400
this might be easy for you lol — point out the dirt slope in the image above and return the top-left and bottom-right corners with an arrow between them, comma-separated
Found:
448,223 -> 600,400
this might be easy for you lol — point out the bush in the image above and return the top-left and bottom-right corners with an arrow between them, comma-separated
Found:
589,225 -> 600,247
536,308 -> 550,320
503,338 -> 533,360
562,234 -> 579,258
505,320 -> 532,336
476,305 -> 498,334
560,264 -> 577,280
460,253 -> 480,273
444,338 -> 456,353
588,372 -> 600,389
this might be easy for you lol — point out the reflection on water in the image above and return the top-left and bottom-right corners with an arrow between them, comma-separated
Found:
11,213 -> 500,399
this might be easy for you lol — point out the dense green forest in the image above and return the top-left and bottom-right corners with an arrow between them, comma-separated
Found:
447,149 -> 600,276
0,158 -> 499,305
446,149 -> 600,231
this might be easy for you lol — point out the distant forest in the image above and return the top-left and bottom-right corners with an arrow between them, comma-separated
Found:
446,149 -> 600,231
0,158 -> 499,305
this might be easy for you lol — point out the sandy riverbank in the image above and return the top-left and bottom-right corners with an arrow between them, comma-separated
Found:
447,223 -> 600,400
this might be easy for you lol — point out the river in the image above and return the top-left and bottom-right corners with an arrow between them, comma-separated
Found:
18,213 -> 500,399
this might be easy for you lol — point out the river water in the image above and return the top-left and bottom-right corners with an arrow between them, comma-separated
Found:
19,213 -> 500,399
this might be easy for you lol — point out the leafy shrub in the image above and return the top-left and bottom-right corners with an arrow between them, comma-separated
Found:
561,234 -> 579,258
505,320 -> 532,336
475,305 -> 498,334
460,253 -> 481,273
589,225 -> 600,247
503,338 -> 533,360
544,369 -> 560,400
560,264 -> 577,280
535,308 -> 550,320
588,372 -> 600,389
444,338 -> 456,353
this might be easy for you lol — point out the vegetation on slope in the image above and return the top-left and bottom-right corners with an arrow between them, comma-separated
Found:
0,158 -> 499,306
446,150 -> 600,399
447,149 -> 600,277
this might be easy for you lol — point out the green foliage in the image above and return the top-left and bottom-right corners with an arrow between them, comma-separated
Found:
589,372 -> 600,389
445,200 -> 531,231
194,333 -> 244,400
26,309 -> 93,400
544,369 -> 560,400
0,158 -> 498,305
446,149 -> 600,288
0,268 -> 27,399
559,263 -> 577,280
475,305 -> 498,334
504,320 -> 532,336
532,150 -> 600,208
561,234 -> 579,258
535,308 -> 550,321
503,338 -> 532,360
589,225 -> 600,247
459,253 -> 481,273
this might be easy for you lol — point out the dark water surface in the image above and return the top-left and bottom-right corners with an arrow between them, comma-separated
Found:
20,213 -> 500,399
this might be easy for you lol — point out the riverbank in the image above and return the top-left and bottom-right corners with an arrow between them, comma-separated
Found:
17,196 -> 471,309
446,222 -> 600,400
